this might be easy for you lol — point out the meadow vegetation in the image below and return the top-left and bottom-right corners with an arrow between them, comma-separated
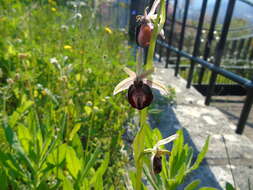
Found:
0,0 -> 211,189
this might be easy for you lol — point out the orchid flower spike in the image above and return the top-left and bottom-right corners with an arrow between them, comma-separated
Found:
136,0 -> 165,46
113,67 -> 169,110
144,134 -> 178,174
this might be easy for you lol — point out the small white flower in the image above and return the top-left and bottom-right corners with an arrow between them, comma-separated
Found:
7,78 -> 14,85
61,25 -> 69,30
93,106 -> 99,112
73,13 -> 82,19
79,2 -> 86,7
87,68 -> 92,73
66,64 -> 73,73
16,39 -> 23,43
63,56 -> 68,61
50,57 -> 58,64
37,84 -> 43,89
215,36 -> 220,41
86,101 -> 93,106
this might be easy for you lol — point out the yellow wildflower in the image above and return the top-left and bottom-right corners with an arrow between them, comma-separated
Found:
34,90 -> 38,98
64,45 -> 72,50
42,89 -> 47,96
104,27 -> 112,34
51,7 -> 57,12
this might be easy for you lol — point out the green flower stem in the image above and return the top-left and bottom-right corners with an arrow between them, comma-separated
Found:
134,0 -> 166,189
145,0 -> 166,71
135,109 -> 148,190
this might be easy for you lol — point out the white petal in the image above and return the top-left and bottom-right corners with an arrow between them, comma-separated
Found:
144,79 -> 169,95
149,0 -> 160,16
159,29 -> 165,39
113,77 -> 134,95
143,148 -> 155,153
144,7 -> 148,18
124,67 -> 136,78
147,14 -> 157,21
155,134 -> 178,148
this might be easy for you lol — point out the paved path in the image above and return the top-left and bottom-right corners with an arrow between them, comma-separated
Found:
149,63 -> 253,189
211,96 -> 253,140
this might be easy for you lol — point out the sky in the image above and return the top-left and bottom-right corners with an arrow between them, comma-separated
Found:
183,0 -> 253,24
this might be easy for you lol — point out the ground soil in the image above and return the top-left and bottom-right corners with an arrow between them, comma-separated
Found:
211,96 -> 253,139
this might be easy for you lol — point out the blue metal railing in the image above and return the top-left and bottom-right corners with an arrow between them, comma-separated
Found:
155,0 -> 253,134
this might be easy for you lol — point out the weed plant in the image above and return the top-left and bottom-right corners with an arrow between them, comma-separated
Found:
0,0 -> 134,189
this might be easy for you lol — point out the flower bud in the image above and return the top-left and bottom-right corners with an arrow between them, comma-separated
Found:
7,78 -> 14,85
136,23 -> 152,47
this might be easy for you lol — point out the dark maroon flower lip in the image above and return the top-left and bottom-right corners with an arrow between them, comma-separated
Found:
153,155 -> 162,174
127,80 -> 154,110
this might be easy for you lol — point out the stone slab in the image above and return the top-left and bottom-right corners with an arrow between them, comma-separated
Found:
149,66 -> 253,189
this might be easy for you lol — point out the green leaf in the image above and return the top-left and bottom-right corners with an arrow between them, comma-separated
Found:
94,173 -> 103,190
0,170 -> 8,190
148,108 -> 163,114
71,134 -> 83,158
66,146 -> 81,179
47,143 -> 67,165
90,152 -> 110,185
199,187 -> 219,190
225,182 -> 236,190
69,123 -> 81,141
184,180 -> 200,190
17,124 -> 31,153
63,177 -> 74,190
2,120 -> 34,174
9,97 -> 34,127
143,166 -> 160,190
190,136 -> 210,171
79,147 -> 101,182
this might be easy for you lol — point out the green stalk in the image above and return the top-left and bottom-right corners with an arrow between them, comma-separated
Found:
145,0 -> 166,71
134,109 -> 147,190
134,0 -> 166,189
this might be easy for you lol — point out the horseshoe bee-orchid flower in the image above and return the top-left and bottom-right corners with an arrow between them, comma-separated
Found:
144,134 -> 178,174
113,67 -> 168,110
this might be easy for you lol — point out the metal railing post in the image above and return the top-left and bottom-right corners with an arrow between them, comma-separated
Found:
243,38 -> 252,59
175,0 -> 190,76
165,0 -> 178,68
198,0 -> 221,85
236,84 -> 253,134
158,0 -> 169,62
186,0 -> 208,88
205,0 -> 237,105
236,39 -> 245,60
